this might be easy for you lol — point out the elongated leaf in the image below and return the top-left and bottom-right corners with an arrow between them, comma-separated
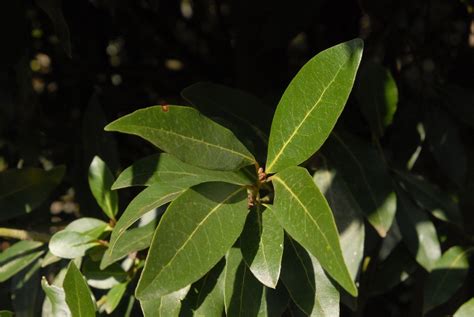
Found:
454,298 -> 474,317
0,166 -> 65,221
105,105 -> 256,171
423,246 -> 472,313
224,248 -> 263,317
0,241 -> 44,282
182,82 -> 272,139
104,184 -> 185,269
323,132 -> 396,236
63,262 -> 96,317
396,189 -> 441,271
241,205 -> 283,288
395,170 -> 462,225
112,153 -> 253,189
257,285 -> 290,317
11,258 -> 42,317
280,238 -> 339,316
141,286 -> 190,317
313,166 -> 365,280
271,166 -> 357,296
136,182 -> 248,299
82,259 -> 126,289
355,61 -> 398,138
41,277 -> 72,317
100,282 -> 128,314
181,260 -> 226,317
88,156 -> 118,220
265,38 -> 363,173
101,221 -> 155,269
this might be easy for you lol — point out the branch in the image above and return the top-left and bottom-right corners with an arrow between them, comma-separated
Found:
0,227 -> 51,243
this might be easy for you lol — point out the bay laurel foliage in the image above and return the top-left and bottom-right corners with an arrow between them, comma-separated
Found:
0,36 -> 472,317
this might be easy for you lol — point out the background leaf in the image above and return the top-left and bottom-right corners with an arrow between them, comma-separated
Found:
105,106 -> 256,171
454,298 -> 474,317
240,205 -> 284,288
322,132 -> 396,237
136,182 -> 248,300
265,38 -> 363,173
355,61 -> 398,138
88,156 -> 118,220
63,262 -> 96,317
0,241 -> 44,282
271,166 -> 357,296
0,166 -> 65,221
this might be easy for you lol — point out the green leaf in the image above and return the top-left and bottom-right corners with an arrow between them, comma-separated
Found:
396,189 -> 441,271
313,166 -> 365,280
100,221 -> 155,269
136,182 -> 248,299
104,184 -> 185,269
0,240 -> 44,282
99,282 -> 128,314
34,0 -> 71,57
0,166 -> 65,221
280,237 -> 340,316
394,170 -> 462,225
322,132 -> 396,237
223,248 -> 263,317
41,277 -> 72,317
240,205 -> 284,288
105,105 -> 256,171
49,218 -> 108,259
423,246 -> 472,313
140,286 -> 190,317
0,311 -> 13,317
82,259 -> 126,289
88,156 -> 118,220
63,262 -> 96,317
112,153 -> 253,189
265,38 -> 363,173
11,258 -> 42,317
355,61 -> 398,138
257,285 -> 290,317
181,260 -> 226,317
454,298 -> 474,317
270,166 -> 357,296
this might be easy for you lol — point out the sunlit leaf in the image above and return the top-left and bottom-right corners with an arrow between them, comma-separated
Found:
41,277 -> 72,317
454,298 -> 474,317
88,156 -> 118,220
140,286 -> 190,317
63,262 -> 96,317
265,38 -> 363,173
0,241 -> 44,282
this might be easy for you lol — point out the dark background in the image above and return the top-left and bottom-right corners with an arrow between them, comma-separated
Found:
1,0 -> 474,316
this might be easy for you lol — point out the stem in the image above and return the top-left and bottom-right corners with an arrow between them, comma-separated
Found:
0,227 -> 51,243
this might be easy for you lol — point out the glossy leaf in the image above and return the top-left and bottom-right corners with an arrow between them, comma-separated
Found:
0,240 -> 44,282
112,153 -> 253,189
313,166 -> 365,280
271,166 -> 357,296
454,298 -> 474,317
105,105 -> 256,171
355,61 -> 398,138
140,286 -> 190,317
395,170 -> 462,225
104,184 -> 185,268
240,205 -> 284,288
280,238 -> 340,316
423,246 -> 472,313
223,248 -> 263,317
0,166 -> 65,221
88,156 -> 118,220
396,189 -> 441,271
323,132 -> 396,237
63,262 -> 96,317
265,38 -> 363,173
136,182 -> 248,299
100,282 -> 128,314
101,221 -> 155,269
41,277 -> 72,317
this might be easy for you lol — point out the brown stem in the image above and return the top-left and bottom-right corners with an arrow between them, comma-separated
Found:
0,227 -> 51,243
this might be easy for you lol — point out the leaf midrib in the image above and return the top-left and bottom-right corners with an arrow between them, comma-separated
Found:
266,60 -> 347,172
116,124 -> 254,163
273,175 -> 351,290
140,187 -> 245,296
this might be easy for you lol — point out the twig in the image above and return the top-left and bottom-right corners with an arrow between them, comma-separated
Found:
0,227 -> 51,243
